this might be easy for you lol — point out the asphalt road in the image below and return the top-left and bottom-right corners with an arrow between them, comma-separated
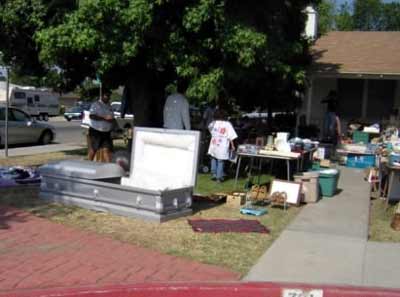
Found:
49,117 -> 87,145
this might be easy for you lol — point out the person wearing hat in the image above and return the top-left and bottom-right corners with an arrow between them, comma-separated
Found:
321,90 -> 341,146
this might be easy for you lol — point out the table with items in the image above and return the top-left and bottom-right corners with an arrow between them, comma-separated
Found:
234,144 -> 317,187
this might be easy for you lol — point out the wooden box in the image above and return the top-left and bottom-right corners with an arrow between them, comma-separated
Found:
226,192 -> 246,208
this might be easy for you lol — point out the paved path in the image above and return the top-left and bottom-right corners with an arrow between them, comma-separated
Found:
0,144 -> 84,158
0,207 -> 239,292
245,167 -> 400,289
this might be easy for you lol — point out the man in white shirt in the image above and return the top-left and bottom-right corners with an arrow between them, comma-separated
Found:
208,109 -> 238,182
163,82 -> 191,130
88,90 -> 115,162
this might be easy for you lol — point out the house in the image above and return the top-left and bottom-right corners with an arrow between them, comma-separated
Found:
302,31 -> 400,133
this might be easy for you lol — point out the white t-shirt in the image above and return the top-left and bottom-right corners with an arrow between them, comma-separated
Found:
208,120 -> 238,160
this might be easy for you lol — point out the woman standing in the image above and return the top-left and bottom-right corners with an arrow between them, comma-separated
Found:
208,109 -> 238,182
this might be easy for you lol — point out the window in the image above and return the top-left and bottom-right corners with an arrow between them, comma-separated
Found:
14,92 -> 26,99
0,108 -> 4,121
11,109 -> 29,122
27,97 -> 33,106
34,95 -> 40,102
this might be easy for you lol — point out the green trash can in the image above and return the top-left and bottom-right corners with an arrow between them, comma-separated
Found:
318,169 -> 340,197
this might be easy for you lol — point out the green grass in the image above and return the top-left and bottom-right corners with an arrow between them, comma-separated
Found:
195,173 -> 273,196
0,151 -> 301,276
369,199 -> 400,242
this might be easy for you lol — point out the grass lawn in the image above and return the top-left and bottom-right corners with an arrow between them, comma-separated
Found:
369,198 -> 400,242
0,150 -> 302,276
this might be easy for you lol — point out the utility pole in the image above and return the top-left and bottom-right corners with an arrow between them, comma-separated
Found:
5,66 -> 9,157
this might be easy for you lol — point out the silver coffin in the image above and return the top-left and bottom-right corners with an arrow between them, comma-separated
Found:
39,127 -> 200,222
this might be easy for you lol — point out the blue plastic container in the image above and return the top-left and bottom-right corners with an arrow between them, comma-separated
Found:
346,154 -> 376,168
389,153 -> 400,166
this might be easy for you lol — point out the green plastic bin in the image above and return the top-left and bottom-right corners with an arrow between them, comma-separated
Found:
311,162 -> 321,170
353,131 -> 369,144
318,169 -> 340,197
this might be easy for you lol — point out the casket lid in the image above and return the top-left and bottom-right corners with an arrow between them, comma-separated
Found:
129,127 -> 200,188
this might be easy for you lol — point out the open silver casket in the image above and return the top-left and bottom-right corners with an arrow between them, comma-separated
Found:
39,127 -> 200,222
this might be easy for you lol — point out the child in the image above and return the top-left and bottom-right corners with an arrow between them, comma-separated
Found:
208,109 -> 238,182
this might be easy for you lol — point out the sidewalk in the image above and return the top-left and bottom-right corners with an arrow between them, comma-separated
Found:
245,167 -> 400,289
0,207 -> 240,292
0,144 -> 84,158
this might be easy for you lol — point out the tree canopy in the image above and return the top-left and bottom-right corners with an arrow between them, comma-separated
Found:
317,0 -> 400,33
1,0 -> 318,123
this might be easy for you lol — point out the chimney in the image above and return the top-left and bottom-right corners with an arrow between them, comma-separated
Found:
304,6 -> 318,40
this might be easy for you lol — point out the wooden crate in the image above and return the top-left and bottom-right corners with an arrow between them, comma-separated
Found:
226,192 -> 246,208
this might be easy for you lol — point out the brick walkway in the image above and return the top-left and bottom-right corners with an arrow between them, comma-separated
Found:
0,207 -> 240,292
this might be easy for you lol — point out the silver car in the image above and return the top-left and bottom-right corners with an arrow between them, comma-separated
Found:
0,106 -> 56,146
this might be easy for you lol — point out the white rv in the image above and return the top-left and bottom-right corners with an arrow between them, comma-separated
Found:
0,83 -> 60,121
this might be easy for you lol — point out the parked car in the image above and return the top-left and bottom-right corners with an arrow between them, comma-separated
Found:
64,106 -> 85,121
0,106 -> 56,146
110,101 -> 134,119
81,109 -> 133,140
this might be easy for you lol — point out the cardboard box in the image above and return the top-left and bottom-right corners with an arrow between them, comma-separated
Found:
320,159 -> 331,168
226,192 -> 246,208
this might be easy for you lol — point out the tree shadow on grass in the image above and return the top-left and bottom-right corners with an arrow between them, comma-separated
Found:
0,191 -> 80,229
191,196 -> 226,214
0,207 -> 30,230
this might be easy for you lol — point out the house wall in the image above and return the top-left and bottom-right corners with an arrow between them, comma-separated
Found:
305,77 -> 400,137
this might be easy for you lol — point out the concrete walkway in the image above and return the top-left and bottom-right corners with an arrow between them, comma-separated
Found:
0,207 -> 239,292
245,167 -> 400,289
0,144 -> 84,158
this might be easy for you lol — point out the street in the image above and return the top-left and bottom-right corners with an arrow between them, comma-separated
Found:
49,117 -> 86,145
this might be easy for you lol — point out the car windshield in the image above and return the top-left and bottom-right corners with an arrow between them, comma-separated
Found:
12,109 -> 30,122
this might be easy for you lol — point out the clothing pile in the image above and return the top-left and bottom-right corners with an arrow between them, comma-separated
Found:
0,166 -> 41,187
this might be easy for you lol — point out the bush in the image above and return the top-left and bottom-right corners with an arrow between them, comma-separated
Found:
59,105 -> 66,115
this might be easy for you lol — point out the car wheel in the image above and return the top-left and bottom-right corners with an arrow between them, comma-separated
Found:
39,130 -> 53,145
66,117 -> 71,121
43,114 -> 49,121
201,165 -> 210,173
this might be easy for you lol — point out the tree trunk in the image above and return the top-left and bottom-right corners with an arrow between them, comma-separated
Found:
125,72 -> 165,127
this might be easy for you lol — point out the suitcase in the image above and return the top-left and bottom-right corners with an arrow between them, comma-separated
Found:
39,127 -> 200,222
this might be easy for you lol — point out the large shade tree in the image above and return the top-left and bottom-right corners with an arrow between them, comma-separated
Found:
1,0 -> 318,126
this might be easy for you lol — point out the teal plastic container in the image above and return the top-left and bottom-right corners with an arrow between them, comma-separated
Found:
311,162 -> 321,170
318,169 -> 340,197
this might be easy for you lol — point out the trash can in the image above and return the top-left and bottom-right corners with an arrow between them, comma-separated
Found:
294,172 -> 320,203
318,168 -> 340,197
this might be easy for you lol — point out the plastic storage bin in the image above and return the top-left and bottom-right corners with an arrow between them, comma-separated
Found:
294,172 -> 320,203
346,154 -> 376,168
389,153 -> 400,166
353,131 -> 369,144
318,169 -> 340,197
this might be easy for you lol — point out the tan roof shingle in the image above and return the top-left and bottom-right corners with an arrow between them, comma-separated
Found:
311,31 -> 400,76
